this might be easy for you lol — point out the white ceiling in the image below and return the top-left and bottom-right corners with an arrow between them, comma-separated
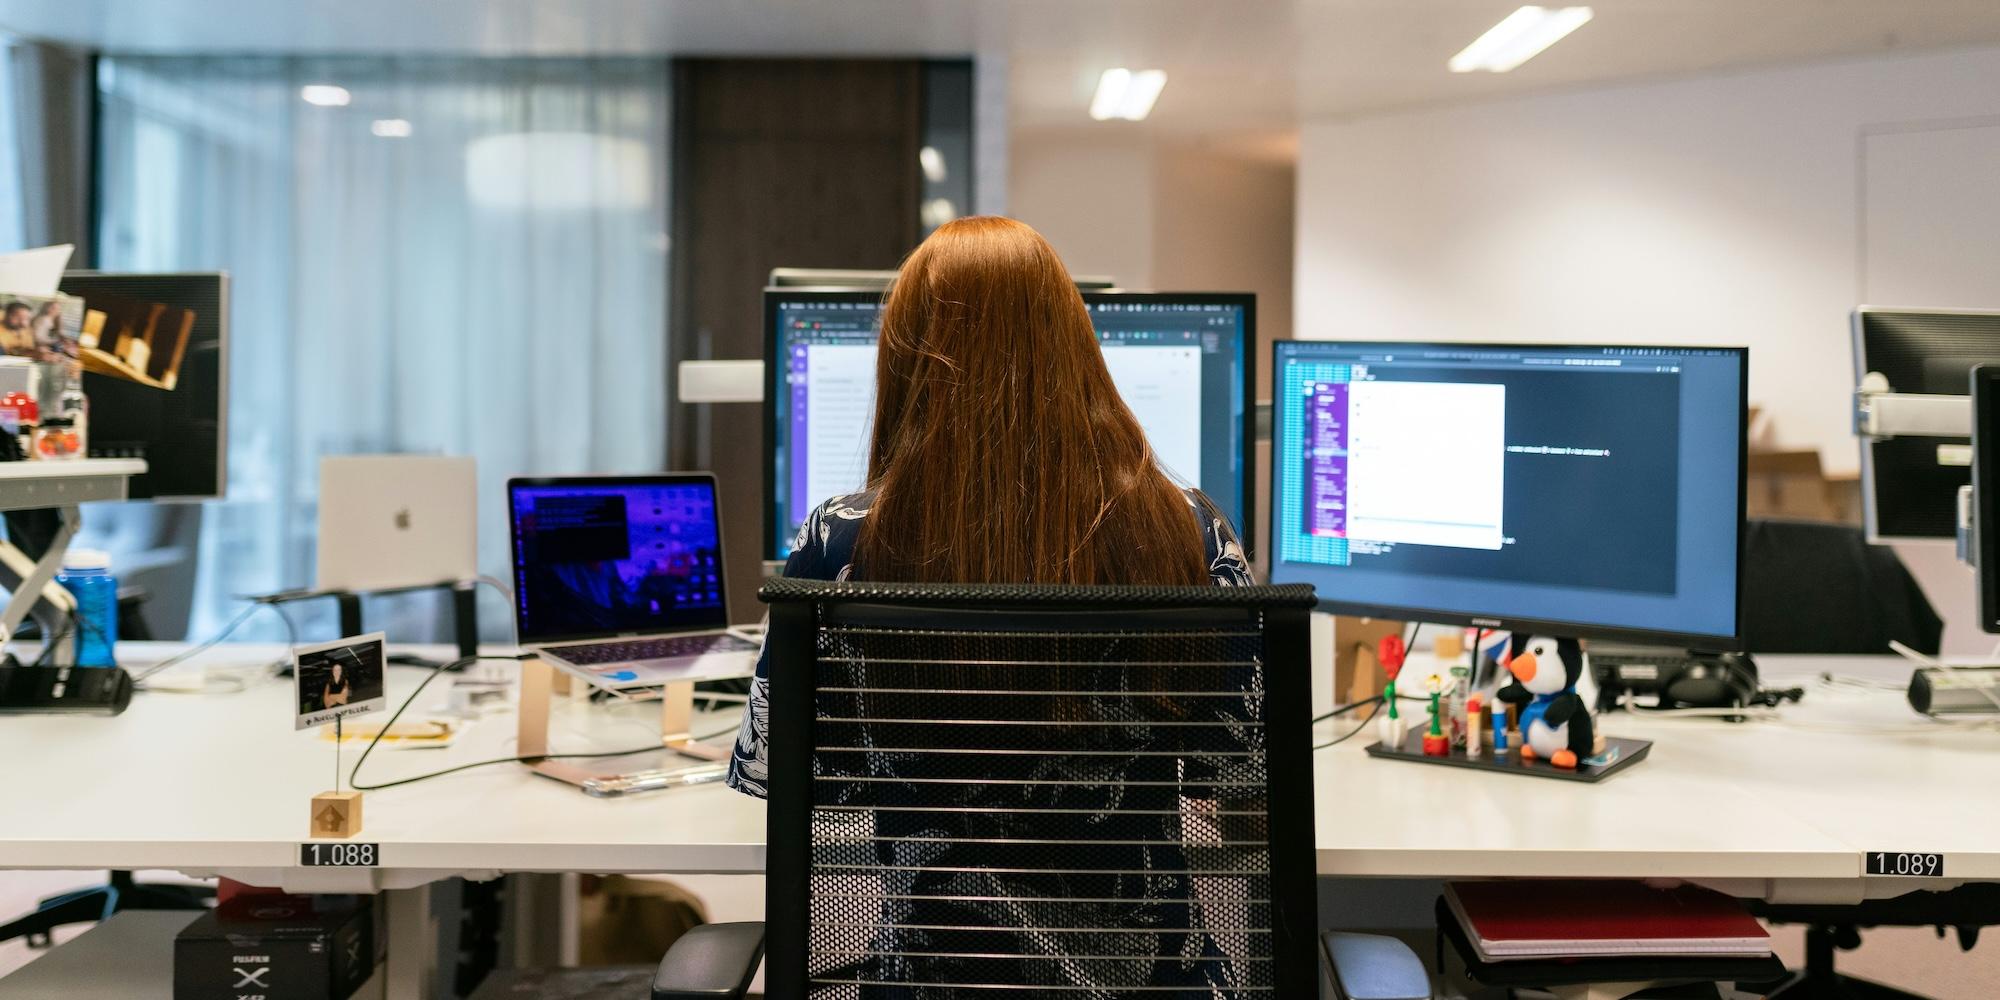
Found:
5,0 -> 2000,138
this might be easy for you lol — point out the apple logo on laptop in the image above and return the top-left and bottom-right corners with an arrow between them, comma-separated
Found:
394,508 -> 412,531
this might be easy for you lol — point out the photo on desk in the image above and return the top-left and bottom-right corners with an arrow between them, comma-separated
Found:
294,632 -> 387,731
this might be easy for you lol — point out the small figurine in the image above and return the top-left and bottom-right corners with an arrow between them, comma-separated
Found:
1375,634 -> 1409,749
1498,634 -> 1595,770
1422,674 -> 1449,756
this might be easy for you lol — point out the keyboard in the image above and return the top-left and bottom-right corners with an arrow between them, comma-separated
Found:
551,633 -> 757,666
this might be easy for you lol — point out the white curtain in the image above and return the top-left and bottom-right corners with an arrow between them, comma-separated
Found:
0,38 -> 27,251
94,57 -> 672,638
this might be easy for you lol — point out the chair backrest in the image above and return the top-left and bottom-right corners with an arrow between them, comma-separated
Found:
759,579 -> 1320,999
1740,518 -> 1943,655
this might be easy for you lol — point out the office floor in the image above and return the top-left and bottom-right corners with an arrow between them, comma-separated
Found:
6,873 -> 2000,997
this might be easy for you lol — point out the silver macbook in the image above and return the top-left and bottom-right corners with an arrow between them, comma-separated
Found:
317,455 -> 478,593
506,474 -> 757,690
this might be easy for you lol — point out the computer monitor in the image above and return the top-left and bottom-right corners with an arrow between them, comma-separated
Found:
1854,307 -> 2000,542
57,272 -> 228,500
1269,340 -> 1748,649
1972,365 -> 2000,634
763,289 -> 1253,559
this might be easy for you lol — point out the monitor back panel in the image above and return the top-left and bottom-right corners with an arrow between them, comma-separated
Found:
316,455 -> 478,593
1855,307 -> 2000,541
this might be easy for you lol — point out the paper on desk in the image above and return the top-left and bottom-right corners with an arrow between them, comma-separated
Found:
0,245 -> 75,297
320,715 -> 460,749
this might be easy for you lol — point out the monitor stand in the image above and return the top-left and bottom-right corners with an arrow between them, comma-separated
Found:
256,580 -> 480,666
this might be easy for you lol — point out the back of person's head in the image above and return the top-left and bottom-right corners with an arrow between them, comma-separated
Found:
856,216 -> 1208,585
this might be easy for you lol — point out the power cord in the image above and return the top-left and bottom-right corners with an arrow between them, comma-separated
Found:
131,602 -> 288,686
348,654 -> 744,792
1313,702 -> 1381,751
1310,694 -> 1383,725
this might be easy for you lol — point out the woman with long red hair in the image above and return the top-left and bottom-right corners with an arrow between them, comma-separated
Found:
728,216 -> 1250,797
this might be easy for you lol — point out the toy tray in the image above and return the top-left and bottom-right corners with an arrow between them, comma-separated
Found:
1364,732 -> 1651,782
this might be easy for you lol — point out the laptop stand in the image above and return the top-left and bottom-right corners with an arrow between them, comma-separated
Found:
515,656 -> 727,790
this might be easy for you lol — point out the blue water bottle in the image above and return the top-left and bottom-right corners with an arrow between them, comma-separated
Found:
57,548 -> 117,667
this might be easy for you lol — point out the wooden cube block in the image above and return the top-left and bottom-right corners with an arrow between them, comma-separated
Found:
310,791 -> 364,839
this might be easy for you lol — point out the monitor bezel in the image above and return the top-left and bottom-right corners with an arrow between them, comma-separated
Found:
506,473 -> 732,646
59,270 -> 230,501
1267,339 -> 1749,652
761,287 -> 1259,563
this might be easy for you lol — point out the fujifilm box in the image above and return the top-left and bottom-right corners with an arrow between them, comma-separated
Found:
174,895 -> 374,1000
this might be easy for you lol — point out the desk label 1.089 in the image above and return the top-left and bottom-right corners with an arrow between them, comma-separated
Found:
1867,852 -> 1943,877
300,843 -> 379,867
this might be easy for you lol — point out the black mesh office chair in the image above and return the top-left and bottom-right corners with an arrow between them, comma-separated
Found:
651,579 -> 1430,1000
1740,518 -> 1942,656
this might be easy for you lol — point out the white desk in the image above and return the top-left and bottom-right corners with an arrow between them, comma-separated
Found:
6,644 -> 1991,894
0,643 -> 765,892
1312,653 -> 2000,902
5,640 -> 1996,986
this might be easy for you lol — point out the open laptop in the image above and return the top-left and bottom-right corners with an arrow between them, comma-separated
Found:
506,474 -> 758,690
317,455 -> 478,593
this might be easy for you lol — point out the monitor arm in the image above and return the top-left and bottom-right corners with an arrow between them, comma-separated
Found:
1855,372 -> 1972,440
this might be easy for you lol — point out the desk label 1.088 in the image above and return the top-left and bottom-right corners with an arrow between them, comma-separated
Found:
1866,852 -> 1943,877
300,843 -> 379,867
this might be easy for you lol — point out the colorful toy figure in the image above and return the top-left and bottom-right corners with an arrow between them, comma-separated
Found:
1375,634 -> 1409,749
1496,633 -> 1595,769
1421,673 -> 1449,756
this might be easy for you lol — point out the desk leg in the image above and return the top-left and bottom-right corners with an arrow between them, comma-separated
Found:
1548,982 -> 1661,1000
384,883 -> 440,1000
500,873 -> 571,969
0,505 -> 78,653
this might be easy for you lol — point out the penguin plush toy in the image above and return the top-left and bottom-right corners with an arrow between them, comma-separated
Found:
1496,634 -> 1595,769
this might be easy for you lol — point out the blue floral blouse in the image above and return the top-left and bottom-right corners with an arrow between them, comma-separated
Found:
726,487 -> 1255,797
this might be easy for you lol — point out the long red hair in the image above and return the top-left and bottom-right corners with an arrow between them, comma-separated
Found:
853,216 -> 1208,585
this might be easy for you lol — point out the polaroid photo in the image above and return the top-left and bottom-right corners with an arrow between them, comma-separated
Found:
0,292 -> 82,370
295,632 -> 388,731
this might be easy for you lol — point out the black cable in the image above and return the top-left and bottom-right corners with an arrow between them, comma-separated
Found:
1309,694 -> 1384,725
348,654 -> 743,792
30,610 -> 75,667
1313,702 -> 1381,751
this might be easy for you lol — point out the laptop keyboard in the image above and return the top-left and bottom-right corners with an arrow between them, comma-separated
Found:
556,634 -> 758,665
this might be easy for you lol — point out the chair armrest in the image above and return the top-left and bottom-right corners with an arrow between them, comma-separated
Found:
652,921 -> 766,1000
1321,932 -> 1432,1000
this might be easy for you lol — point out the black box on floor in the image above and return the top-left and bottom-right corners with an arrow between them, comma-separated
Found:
174,895 -> 375,1000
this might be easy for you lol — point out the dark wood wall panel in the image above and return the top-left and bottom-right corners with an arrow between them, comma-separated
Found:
670,59 -> 923,615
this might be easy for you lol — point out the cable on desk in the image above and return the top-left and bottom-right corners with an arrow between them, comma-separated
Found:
1309,694 -> 1383,725
130,602 -> 277,686
348,654 -> 745,792
1313,702 -> 1380,752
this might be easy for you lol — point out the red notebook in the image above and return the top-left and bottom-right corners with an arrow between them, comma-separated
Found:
1444,880 -> 1772,962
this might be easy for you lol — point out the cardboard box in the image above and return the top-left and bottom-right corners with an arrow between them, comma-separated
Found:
174,894 -> 374,1000
1333,616 -> 1407,705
